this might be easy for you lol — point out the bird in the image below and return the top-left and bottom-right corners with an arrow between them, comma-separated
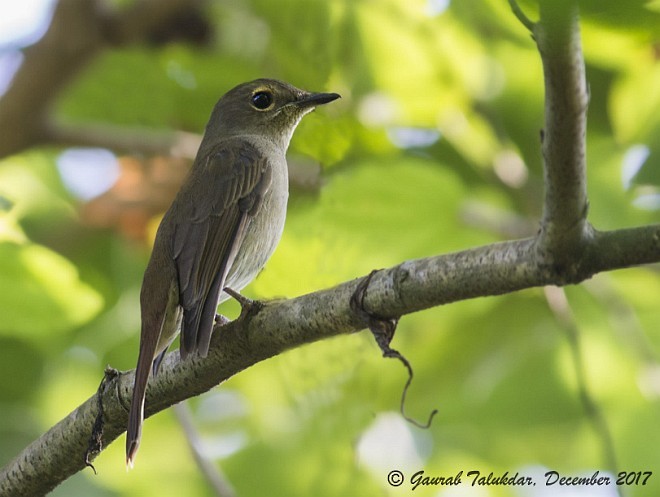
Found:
126,79 -> 339,466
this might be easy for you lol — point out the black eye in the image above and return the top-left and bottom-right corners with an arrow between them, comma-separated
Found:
251,91 -> 273,110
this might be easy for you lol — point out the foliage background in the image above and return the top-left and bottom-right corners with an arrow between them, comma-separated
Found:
0,0 -> 659,496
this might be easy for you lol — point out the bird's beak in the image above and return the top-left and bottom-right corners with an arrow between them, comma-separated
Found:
295,92 -> 341,108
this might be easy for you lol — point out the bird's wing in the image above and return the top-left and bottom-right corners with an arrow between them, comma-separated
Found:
172,138 -> 272,357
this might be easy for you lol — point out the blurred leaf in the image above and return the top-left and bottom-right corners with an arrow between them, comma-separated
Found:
610,62 -> 660,143
0,241 -> 103,338
0,337 -> 44,402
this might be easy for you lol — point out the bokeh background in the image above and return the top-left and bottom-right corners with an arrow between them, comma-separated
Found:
0,0 -> 659,496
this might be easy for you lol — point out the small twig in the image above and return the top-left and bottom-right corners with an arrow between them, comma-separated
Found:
387,347 -> 438,429
544,286 -> 621,497
173,403 -> 237,497
350,270 -> 438,429
508,0 -> 536,32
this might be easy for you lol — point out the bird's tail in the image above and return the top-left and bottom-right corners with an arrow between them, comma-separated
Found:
126,343 -> 153,468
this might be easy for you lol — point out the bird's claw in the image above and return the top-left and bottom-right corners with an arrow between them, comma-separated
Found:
223,287 -> 264,319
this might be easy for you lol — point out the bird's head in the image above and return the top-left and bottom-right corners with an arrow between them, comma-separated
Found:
205,78 -> 340,150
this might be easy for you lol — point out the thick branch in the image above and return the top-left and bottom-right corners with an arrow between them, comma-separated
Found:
535,0 -> 590,256
43,121 -> 202,159
1,226 -> 659,496
0,0 -> 204,159
0,0 -> 102,157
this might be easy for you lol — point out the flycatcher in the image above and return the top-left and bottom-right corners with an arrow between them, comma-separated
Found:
126,79 -> 339,466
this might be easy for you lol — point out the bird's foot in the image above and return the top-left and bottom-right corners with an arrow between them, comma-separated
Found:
223,287 -> 264,319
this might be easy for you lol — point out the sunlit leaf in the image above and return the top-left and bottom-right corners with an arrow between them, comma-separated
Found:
0,242 -> 103,338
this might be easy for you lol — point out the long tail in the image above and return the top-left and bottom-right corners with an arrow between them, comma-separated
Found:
126,341 -> 155,468
128,242 -> 182,466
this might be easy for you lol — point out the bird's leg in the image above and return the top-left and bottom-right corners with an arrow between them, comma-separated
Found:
223,287 -> 252,306
223,287 -> 264,320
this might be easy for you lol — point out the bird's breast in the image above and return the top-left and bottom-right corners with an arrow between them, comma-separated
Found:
223,153 -> 289,293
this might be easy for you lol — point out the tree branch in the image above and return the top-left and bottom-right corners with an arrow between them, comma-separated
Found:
535,0 -> 590,258
0,0 -> 204,159
1,225 -> 659,496
172,403 -> 237,497
543,286 -> 622,497
43,120 -> 202,159
0,0 -> 102,158
41,122 -> 323,192
507,0 -> 536,32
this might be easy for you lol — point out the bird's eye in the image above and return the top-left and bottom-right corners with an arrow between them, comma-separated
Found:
251,91 -> 273,110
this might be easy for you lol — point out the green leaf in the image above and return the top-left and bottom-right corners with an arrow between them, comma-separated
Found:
0,242 -> 103,338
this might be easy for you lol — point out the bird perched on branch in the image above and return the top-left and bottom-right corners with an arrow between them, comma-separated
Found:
126,79 -> 339,466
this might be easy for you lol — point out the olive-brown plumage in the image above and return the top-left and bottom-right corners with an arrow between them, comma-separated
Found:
126,79 -> 339,466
